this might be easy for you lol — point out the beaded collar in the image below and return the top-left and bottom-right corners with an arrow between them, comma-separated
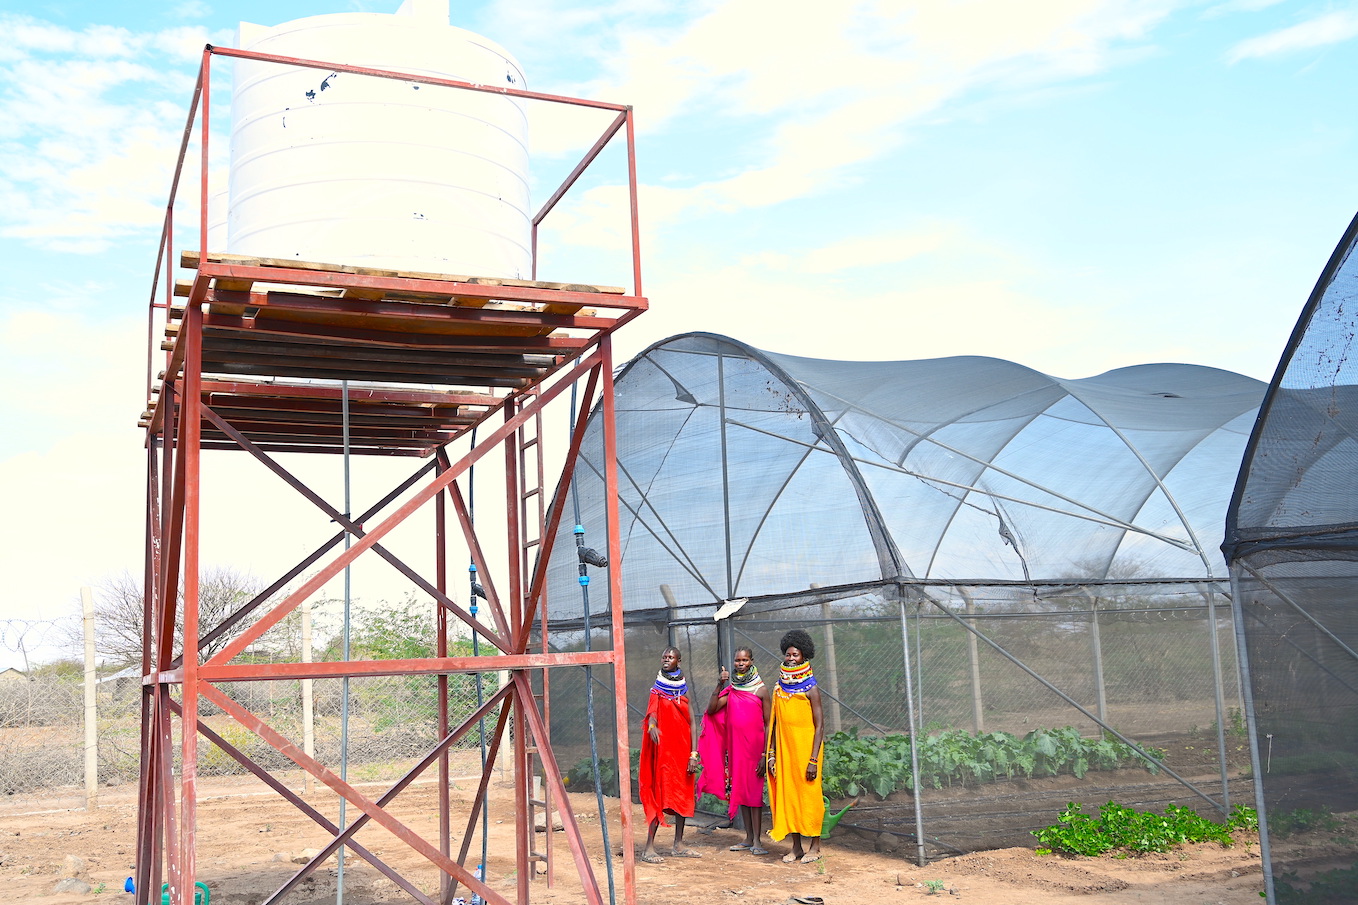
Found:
651,668 -> 687,698
777,661 -> 816,694
730,665 -> 763,693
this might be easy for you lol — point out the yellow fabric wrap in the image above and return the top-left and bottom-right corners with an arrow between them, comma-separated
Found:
766,686 -> 824,840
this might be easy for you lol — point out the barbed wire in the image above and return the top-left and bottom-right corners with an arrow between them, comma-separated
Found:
0,616 -> 79,671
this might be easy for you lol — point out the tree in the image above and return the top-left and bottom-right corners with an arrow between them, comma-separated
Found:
72,567 -> 279,667
321,593 -> 476,661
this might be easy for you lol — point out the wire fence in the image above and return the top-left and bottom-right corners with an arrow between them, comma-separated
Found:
0,648 -> 496,813
544,581 -> 1250,857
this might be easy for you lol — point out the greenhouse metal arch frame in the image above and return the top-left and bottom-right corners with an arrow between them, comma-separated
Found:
545,332 -> 1265,860
1223,210 -> 1358,904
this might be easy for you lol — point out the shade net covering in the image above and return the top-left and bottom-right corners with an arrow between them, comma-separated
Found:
544,333 -> 1265,856
1223,211 -> 1358,903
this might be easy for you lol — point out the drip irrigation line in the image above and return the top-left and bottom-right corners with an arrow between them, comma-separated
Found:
832,822 -> 968,856
571,380 -> 618,905
466,424 -> 490,894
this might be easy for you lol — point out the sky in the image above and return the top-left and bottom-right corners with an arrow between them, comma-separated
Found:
0,0 -> 1355,668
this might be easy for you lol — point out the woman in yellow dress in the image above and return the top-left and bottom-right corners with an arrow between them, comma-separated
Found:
764,629 -> 825,863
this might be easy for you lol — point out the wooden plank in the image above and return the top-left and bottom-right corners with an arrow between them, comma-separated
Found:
201,289 -> 614,340
198,380 -> 500,406
181,249 -> 625,294
199,313 -> 590,354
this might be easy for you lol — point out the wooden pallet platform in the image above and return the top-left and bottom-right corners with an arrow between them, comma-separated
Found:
142,252 -> 646,456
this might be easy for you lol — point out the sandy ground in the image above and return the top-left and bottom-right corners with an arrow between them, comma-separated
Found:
0,756 -> 1268,905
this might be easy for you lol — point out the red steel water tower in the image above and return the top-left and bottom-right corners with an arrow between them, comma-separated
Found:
136,6 -> 645,903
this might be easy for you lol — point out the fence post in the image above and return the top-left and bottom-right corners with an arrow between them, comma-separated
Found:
301,599 -> 314,795
659,584 -> 678,649
811,584 -> 842,734
81,586 -> 98,811
962,590 -> 984,734
1088,594 -> 1108,731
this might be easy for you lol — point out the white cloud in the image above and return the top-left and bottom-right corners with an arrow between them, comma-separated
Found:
1203,0 -> 1286,17
173,1 -> 214,21
0,15 -> 215,252
1227,8 -> 1358,61
744,226 -> 960,275
620,254 -> 1104,372
524,0 -> 1185,249
0,309 -> 146,447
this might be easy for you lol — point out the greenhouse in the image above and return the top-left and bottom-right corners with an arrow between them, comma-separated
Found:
1224,211 -> 1358,902
541,333 -> 1267,857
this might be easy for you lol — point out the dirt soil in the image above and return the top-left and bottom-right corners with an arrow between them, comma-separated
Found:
0,758 -> 1270,905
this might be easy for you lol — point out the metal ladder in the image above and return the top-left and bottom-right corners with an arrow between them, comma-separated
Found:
516,387 -> 554,883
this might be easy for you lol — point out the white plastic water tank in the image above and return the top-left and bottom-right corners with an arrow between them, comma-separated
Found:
228,0 -> 530,278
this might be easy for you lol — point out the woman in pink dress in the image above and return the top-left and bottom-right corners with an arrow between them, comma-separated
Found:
697,647 -> 772,855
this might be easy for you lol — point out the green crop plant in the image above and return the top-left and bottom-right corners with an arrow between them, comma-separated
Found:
1275,863 -> 1358,904
1268,805 -> 1342,839
565,725 -> 1165,803
1032,801 -> 1256,856
820,726 -> 1163,799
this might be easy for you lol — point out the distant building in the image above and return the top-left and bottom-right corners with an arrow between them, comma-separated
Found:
0,667 -> 27,682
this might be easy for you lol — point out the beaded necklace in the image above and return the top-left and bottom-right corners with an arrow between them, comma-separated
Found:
777,661 -> 816,695
730,665 -> 763,693
651,667 -> 687,698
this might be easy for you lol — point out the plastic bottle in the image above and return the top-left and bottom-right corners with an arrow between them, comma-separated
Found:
469,864 -> 484,905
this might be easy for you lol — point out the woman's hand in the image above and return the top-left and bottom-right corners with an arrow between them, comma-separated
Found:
648,722 -> 659,745
764,753 -> 776,778
805,760 -> 818,781
687,752 -> 700,774
717,667 -> 730,687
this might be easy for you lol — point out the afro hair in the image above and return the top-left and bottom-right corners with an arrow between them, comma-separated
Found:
779,629 -> 815,660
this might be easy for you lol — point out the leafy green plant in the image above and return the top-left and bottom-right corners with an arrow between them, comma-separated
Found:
923,879 -> 946,894
1275,863 -> 1358,904
1032,801 -> 1255,856
696,792 -> 728,816
566,725 -> 1164,805
564,748 -> 641,796
1269,805 -> 1342,839
1209,707 -> 1249,740
1227,803 -> 1259,832
820,726 -> 1163,799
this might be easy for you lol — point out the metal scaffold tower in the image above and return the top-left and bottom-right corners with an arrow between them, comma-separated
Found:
136,44 -> 645,905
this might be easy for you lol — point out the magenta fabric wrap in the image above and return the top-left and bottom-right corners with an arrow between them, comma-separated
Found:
697,685 -> 766,819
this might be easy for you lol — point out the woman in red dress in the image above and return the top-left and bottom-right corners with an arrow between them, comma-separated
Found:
639,646 -> 701,863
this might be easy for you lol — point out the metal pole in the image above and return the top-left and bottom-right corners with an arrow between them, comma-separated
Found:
717,353 -> 733,602
600,337 -> 638,905
337,379 -> 351,905
1229,574 -> 1274,903
82,587 -> 98,811
571,380 -> 618,904
1203,586 -> 1231,810
898,599 -> 927,866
